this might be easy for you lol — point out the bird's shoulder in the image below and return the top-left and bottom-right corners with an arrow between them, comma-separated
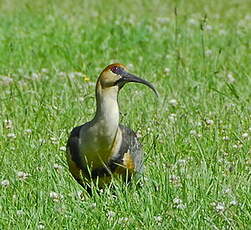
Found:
66,123 -> 89,170
67,121 -> 91,141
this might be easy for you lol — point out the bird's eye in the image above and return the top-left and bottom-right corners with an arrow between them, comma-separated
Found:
111,66 -> 119,74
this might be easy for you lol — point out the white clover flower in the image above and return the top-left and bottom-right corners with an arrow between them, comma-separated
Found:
176,203 -> 187,209
227,73 -> 235,83
75,190 -> 82,199
90,203 -> 97,208
49,191 -> 63,202
7,133 -> 16,139
214,202 -> 225,212
0,76 -> 13,85
17,210 -> 25,215
226,103 -> 236,108
190,130 -> 197,136
169,175 -> 180,184
118,217 -> 129,224
50,137 -> 59,145
219,29 -> 227,35
56,205 -> 66,213
79,97 -> 85,102
168,113 -> 177,122
53,163 -> 63,170
39,139 -> 46,143
223,136 -> 230,141
173,197 -> 182,205
1,179 -> 10,187
36,167 -> 44,171
177,159 -> 186,165
18,80 -> 27,87
38,224 -> 45,229
229,200 -> 238,206
173,198 -> 186,209
154,215 -> 163,222
233,143 -> 242,149
24,129 -> 32,133
196,121 -> 202,126
50,137 -> 57,141
41,68 -> 48,73
86,82 -> 96,87
223,188 -> 231,194
187,156 -> 193,161
17,171 -> 30,180
244,15 -> 251,20
242,133 -> 248,138
68,72 -> 75,79
205,49 -> 212,56
245,159 -> 251,166
169,99 -> 178,106
127,63 -> 134,69
58,72 -> 67,77
157,17 -> 170,24
188,18 -> 197,25
59,146 -> 66,151
107,210 -> 116,218
136,130 -> 142,138
31,73 -> 39,79
17,68 -> 24,73
75,72 -> 83,77
147,127 -> 152,132
127,17 -> 135,24
164,68 -> 171,75
206,119 -> 214,125
4,120 -> 13,129
205,25 -> 212,31
49,192 -> 59,199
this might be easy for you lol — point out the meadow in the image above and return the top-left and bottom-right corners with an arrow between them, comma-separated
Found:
0,0 -> 251,229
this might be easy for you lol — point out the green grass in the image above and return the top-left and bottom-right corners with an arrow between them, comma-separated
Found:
0,0 -> 251,229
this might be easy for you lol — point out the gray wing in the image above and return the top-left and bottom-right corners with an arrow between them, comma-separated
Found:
66,125 -> 87,187
118,124 -> 144,174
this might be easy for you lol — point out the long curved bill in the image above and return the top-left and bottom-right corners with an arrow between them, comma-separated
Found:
118,69 -> 158,96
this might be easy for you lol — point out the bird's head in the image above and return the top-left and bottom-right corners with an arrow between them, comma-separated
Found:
97,63 -> 158,96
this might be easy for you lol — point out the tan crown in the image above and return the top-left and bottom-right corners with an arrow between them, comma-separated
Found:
98,63 -> 127,88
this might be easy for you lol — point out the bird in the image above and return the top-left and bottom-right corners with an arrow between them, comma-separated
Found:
66,63 -> 157,195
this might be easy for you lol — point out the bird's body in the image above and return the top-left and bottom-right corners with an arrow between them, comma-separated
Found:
66,63 -> 157,193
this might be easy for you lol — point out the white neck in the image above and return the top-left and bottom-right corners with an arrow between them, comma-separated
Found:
92,83 -> 120,142
79,80 -> 122,168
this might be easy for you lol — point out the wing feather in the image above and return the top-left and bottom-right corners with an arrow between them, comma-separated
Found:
66,126 -> 86,187
118,124 -> 144,174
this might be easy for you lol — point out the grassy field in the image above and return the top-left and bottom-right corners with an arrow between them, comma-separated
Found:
0,0 -> 251,229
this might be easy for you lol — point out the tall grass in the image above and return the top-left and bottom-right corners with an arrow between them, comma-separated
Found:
0,0 -> 250,229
